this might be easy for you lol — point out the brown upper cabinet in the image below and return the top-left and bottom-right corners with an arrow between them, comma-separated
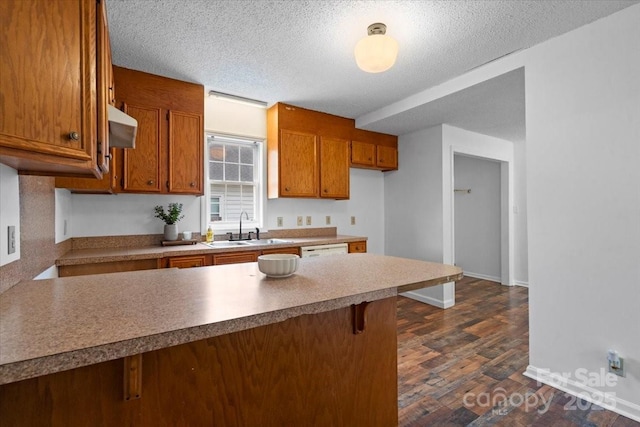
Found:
268,103 -> 351,199
0,0 -> 111,178
351,128 -> 398,171
57,67 -> 205,195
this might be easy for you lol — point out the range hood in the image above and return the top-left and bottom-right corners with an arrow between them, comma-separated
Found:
108,105 -> 137,149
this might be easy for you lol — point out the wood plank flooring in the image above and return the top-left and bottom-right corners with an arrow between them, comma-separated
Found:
397,276 -> 639,427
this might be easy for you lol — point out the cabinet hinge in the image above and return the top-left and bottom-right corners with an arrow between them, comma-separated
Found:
166,181 -> 169,189
166,112 -> 170,120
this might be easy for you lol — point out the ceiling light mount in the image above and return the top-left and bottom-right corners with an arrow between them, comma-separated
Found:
367,23 -> 387,36
354,22 -> 398,74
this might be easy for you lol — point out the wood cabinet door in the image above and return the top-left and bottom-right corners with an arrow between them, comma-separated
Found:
376,145 -> 398,170
167,255 -> 208,269
262,247 -> 301,256
96,0 -> 110,174
320,137 -> 350,199
279,129 -> 318,197
213,251 -> 259,265
122,105 -> 162,192
0,0 -> 99,176
168,111 -> 203,195
350,141 -> 376,167
348,241 -> 367,253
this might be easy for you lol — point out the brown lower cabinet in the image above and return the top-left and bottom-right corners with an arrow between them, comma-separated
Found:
166,255 -> 209,269
261,247 -> 301,256
0,297 -> 398,426
348,241 -> 367,253
212,251 -> 260,265
58,259 -> 160,277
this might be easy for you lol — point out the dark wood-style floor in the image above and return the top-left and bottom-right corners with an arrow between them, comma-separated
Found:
397,276 -> 639,427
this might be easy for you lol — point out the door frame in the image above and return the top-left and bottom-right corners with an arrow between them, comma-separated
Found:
442,128 -> 515,286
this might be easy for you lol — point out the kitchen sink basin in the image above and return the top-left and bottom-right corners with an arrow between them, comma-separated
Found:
200,239 -> 294,249
245,239 -> 294,245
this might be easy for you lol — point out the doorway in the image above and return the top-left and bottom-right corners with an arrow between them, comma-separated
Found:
454,154 -> 502,282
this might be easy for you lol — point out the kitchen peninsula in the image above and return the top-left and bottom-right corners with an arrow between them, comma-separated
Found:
0,254 -> 462,426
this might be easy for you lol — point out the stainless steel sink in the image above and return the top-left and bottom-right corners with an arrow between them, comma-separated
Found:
200,239 -> 293,249
245,239 -> 294,245
200,241 -> 252,248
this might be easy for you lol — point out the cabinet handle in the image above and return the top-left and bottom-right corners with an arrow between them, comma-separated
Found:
190,182 -> 195,187
323,188 -> 328,193
379,159 -> 384,163
147,180 -> 154,185
105,153 -> 112,159
68,131 -> 80,141
285,187 -> 290,192
368,157 -> 372,161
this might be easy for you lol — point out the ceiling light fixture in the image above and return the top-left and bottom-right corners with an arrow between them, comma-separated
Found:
354,23 -> 398,73
208,91 -> 267,108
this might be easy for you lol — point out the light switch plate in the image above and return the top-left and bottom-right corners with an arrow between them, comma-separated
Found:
277,217 -> 283,227
8,225 -> 16,254
351,216 -> 356,225
306,216 -> 312,225
297,216 -> 303,226
326,216 -> 331,225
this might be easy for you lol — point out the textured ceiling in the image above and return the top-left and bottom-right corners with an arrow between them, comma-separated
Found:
107,0 -> 638,138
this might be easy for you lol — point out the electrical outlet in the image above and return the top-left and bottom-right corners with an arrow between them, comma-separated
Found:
277,217 -> 283,227
297,216 -> 303,226
351,216 -> 356,225
8,226 -> 16,255
326,215 -> 331,225
306,216 -> 312,226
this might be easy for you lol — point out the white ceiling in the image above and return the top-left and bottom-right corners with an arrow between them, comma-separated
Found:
107,0 -> 638,140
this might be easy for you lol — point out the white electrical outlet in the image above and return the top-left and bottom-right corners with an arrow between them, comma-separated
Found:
306,216 -> 312,226
297,216 -> 303,226
8,226 -> 16,255
351,216 -> 356,225
326,216 -> 331,225
277,217 -> 283,227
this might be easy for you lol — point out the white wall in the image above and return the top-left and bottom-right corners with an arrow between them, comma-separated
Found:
69,193 -> 202,237
384,125 -> 449,306
454,155 -> 501,281
0,164 -> 20,266
513,140 -> 528,285
524,4 -> 640,419
267,168 -> 386,254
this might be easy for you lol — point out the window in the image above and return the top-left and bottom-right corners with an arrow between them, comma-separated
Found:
206,134 -> 263,231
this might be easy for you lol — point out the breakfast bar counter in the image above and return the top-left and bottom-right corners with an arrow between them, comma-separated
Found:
0,254 -> 462,426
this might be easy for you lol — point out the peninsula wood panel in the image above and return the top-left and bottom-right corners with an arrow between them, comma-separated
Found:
319,137 -> 350,199
0,298 -> 397,426
261,247 -> 301,256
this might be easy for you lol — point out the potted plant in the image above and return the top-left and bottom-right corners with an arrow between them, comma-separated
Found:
154,203 -> 184,241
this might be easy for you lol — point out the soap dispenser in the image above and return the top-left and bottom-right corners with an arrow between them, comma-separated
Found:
206,226 -> 214,243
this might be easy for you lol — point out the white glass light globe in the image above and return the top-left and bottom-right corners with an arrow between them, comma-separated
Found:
354,33 -> 399,73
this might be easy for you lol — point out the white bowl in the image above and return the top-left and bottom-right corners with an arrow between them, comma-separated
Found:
257,254 -> 300,278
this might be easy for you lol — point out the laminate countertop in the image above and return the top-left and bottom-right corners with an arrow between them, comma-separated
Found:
0,254 -> 462,385
56,235 -> 367,266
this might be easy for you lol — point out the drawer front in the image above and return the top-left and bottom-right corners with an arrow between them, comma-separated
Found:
167,255 -> 208,269
348,241 -> 367,253
213,251 -> 259,265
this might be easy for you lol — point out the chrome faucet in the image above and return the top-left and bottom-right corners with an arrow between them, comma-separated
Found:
238,211 -> 249,240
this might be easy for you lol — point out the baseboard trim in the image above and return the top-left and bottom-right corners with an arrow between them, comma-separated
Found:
514,280 -> 529,287
524,365 -> 640,422
400,290 -> 455,309
462,271 -> 502,284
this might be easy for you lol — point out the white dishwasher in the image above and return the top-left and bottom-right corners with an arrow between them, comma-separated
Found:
300,243 -> 348,258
